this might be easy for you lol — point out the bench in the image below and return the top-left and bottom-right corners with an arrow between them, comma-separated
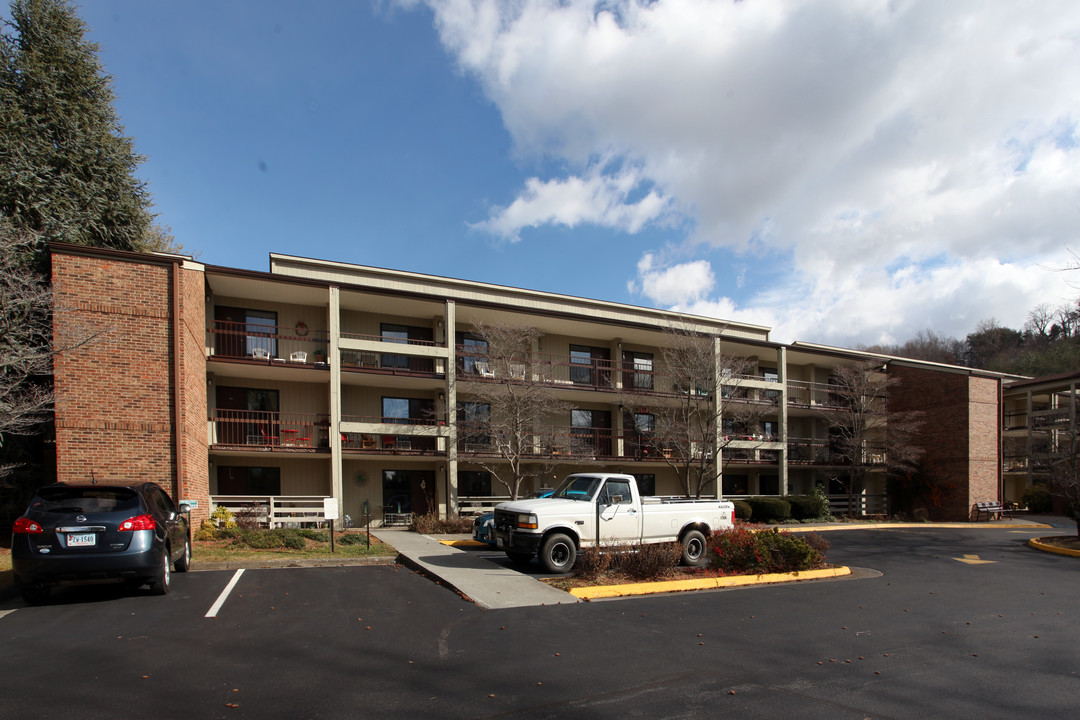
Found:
972,501 -> 1008,521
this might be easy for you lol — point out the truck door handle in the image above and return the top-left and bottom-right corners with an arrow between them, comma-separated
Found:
627,509 -> 637,515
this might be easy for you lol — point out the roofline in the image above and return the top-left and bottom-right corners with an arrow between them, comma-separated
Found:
1004,369 -> 1080,390
789,341 -> 1024,380
267,252 -> 772,337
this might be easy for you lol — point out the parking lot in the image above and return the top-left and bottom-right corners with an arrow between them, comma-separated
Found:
2,526 -> 1077,719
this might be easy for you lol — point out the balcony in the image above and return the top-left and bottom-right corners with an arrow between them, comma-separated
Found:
339,331 -> 442,375
454,348 -> 781,404
786,438 -> 886,466
209,410 -> 331,450
339,413 -> 447,454
208,321 -> 330,364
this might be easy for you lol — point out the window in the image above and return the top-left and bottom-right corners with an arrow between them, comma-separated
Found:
216,466 -> 281,495
761,421 -> 778,439
459,402 -> 491,450
458,333 -> 488,374
622,351 -> 654,390
214,306 -> 278,358
381,323 -> 435,371
598,479 -> 633,505
459,471 -> 492,497
570,345 -> 610,386
633,474 -> 656,496
382,397 -> 436,424
572,409 -> 611,455
761,367 -> 779,401
722,474 -> 748,496
759,475 -> 779,495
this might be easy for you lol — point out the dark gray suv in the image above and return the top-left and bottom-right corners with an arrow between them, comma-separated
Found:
11,482 -> 192,604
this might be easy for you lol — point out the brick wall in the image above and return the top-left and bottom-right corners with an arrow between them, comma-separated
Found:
51,248 -> 209,524
889,366 -> 1002,520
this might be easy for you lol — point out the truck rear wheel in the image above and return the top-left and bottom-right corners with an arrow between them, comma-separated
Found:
680,529 -> 708,567
539,533 -> 577,574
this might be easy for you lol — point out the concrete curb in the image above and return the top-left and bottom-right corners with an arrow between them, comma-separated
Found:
1027,537 -> 1080,558
784,522 -> 1052,532
192,556 -> 397,571
569,566 -> 853,600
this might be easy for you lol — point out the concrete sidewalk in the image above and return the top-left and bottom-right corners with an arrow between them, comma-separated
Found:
373,528 -> 579,610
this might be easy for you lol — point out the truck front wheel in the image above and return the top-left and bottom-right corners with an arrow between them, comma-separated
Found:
680,529 -> 708,567
539,533 -> 577,573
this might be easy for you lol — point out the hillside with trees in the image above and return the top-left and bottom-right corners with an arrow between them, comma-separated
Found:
860,301 -> 1080,377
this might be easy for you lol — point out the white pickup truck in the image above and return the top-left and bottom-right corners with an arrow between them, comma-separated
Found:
493,473 -> 735,573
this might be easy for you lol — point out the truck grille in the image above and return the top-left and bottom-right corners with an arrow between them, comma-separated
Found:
494,509 -> 516,534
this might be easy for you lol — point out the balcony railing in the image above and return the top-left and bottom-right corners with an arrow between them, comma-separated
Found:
210,410 -> 331,449
340,413 -> 446,453
455,348 -> 782,404
786,438 -> 886,466
209,495 -> 331,527
208,320 -> 331,363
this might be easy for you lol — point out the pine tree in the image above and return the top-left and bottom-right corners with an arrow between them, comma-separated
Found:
0,0 -> 152,257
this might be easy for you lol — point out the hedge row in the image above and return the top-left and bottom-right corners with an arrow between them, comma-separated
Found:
734,495 -> 830,522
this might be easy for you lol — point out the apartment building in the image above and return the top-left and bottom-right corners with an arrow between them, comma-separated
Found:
49,243 -> 1011,526
1002,370 -> 1080,504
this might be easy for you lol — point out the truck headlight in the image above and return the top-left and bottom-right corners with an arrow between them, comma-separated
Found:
516,513 -> 537,530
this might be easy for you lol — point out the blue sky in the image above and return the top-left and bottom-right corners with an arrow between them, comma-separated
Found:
34,1 -> 1080,346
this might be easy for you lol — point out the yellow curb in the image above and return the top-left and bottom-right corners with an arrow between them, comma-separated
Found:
1028,537 -> 1080,557
569,566 -> 852,600
439,539 -> 488,548
784,522 -> 1051,533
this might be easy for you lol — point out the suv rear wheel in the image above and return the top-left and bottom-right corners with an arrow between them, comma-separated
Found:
148,550 -> 171,595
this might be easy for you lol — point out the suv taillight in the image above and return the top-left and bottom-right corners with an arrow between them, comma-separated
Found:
13,517 -> 44,534
118,514 -> 156,532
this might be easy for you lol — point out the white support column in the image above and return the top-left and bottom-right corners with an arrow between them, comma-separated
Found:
713,335 -> 723,499
328,286 -> 343,506
778,345 -> 789,497
445,300 -> 458,517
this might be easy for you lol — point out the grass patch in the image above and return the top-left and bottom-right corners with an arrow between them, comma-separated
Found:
194,531 -> 393,563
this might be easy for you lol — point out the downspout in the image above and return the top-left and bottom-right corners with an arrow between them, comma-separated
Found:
172,260 -> 185,503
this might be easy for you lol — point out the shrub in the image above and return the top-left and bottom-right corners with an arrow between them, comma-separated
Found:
1021,484 -> 1053,513
573,545 -> 613,581
746,497 -> 792,523
230,528 -> 308,550
732,500 -> 752,521
233,503 -> 263,530
708,527 -> 827,575
788,495 -> 828,521
337,533 -> 369,546
618,542 -> 681,580
298,528 -> 329,542
193,519 -> 217,541
409,513 -> 474,534
572,542 -> 681,581
210,506 -> 236,529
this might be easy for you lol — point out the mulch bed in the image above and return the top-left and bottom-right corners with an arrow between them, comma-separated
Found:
1036,535 -> 1080,551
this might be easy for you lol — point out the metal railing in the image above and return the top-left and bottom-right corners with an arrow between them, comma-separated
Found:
210,410 -> 331,448
210,495 -> 331,527
208,321 -> 330,363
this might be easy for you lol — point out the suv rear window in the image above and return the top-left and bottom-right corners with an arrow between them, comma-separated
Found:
31,487 -> 141,514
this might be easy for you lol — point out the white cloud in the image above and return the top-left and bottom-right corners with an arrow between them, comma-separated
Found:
471,161 -> 672,241
630,253 -> 715,306
413,0 -> 1080,345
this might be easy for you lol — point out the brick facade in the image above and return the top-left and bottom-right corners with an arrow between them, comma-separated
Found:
51,247 -> 209,525
890,365 -> 1002,520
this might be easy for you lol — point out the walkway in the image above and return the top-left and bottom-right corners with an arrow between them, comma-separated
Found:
373,528 -> 579,610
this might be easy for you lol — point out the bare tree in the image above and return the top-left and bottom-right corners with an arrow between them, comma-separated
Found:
619,326 -> 773,498
814,360 -> 924,515
456,321 -> 572,500
0,222 -> 55,467
0,220 -> 103,476
1027,304 -> 1054,339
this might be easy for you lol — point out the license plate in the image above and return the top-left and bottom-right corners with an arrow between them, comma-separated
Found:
66,533 -> 96,547
496,536 -> 504,548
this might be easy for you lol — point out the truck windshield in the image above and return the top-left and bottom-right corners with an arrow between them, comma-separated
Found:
552,475 -> 601,501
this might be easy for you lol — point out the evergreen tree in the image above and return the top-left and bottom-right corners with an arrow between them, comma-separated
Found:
0,0 -> 152,257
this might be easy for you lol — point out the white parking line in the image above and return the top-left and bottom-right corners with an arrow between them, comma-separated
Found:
205,569 -> 245,618
0,610 -> 16,621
